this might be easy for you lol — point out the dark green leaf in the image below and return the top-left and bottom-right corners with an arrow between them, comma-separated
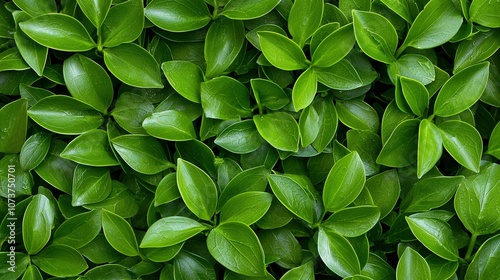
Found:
259,228 -> 302,269
377,119 -> 419,168
14,28 -> 48,76
111,92 -> 154,134
19,14 -> 95,51
101,209 -> 139,256
154,173 -> 180,206
0,48 -> 30,71
0,98 -> 27,153
400,76 -> 429,117
60,129 -> 119,167
201,76 -> 252,119
77,0 -> 112,28
53,210 -> 101,249
173,251 -> 216,280
365,169 -> 400,219
81,264 -> 132,280
72,165 -> 112,206
218,166 -> 270,208
104,43 -> 163,88
145,0 -> 211,32
299,105 -> 321,148
439,120 -> 482,173
361,253 -> 396,279
425,254 -> 458,280
465,233 -> 500,279
22,264 -> 43,280
221,0 -> 281,20
322,206 -> 380,237
13,0 -> 57,17
258,31 -> 309,71
401,176 -> 462,213
311,97 -> 338,152
22,194 -> 55,254
454,29 -> 500,73
318,227 -> 361,278
101,0 -> 143,48
19,132 -> 51,171
336,99 -> 379,133
215,120 -> 266,154
143,110 -> 197,141
487,121 -> 500,160
140,216 -> 208,248
162,60 -> 204,103
417,119 -> 442,178
346,130 -> 382,176
32,244 -> 88,277
254,112 -> 300,152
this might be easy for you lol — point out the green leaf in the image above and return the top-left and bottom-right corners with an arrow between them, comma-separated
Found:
380,0 -> 413,23
104,43 -> 163,88
406,216 -> 459,261
396,247 -> 431,280
268,174 -> 320,224
439,120 -> 482,173
254,112 -> 300,153
0,98 -> 27,153
214,120 -> 266,154
19,84 -> 53,107
346,130 -> 382,176
258,31 -> 309,71
365,170 -> 400,219
200,76 -> 252,120
85,180 -> 139,218
280,262 -> 314,280
218,166 -> 270,208
487,121 -> 500,160
101,209 -> 139,256
145,0 -> 211,32
288,0 -> 323,47
417,119 -> 442,178
336,99 -> 380,133
72,165 -> 112,206
19,132 -> 51,171
292,68 -> 317,111
400,77 -> 429,117
144,243 -> 183,263
220,191 -> 273,225
454,29 -> 500,73
53,210 -> 101,249
469,0 -> 500,28
322,206 -> 380,237
31,244 -> 88,277
221,0 -> 280,20
13,0 -> 57,17
353,10 -> 398,63
434,62 -> 489,117
318,228 -> 361,278
28,95 -> 103,135
205,17 -> 245,78
14,27 -> 48,76
154,173 -> 180,206
60,129 -> 119,167
111,134 -> 173,175
19,14 -> 95,51
361,253 -> 396,279
251,78 -> 290,111
63,54 -> 113,113
22,194 -> 55,254
454,163 -> 500,235
177,159 -> 218,221
140,216 -> 208,248
143,110 -> 197,141
77,0 -> 112,28
22,264 -> 43,280
312,23 -> 355,67
259,228 -> 302,269
425,254 -> 458,280
173,251 -> 216,280
299,105 -> 321,148
111,92 -> 154,134
81,264 -> 131,280
176,139 -> 217,177
162,61 -> 204,103
377,119 -> 419,168
0,48 -> 30,71
399,0 -> 463,50
401,176 -> 462,213
387,54 -> 436,85
207,222 -> 266,276
101,0 -> 143,48
465,233 -> 500,280
311,97 -> 338,152
34,140 -> 76,194
323,151 -> 366,212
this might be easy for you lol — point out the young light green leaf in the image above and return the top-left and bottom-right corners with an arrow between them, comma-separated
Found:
28,95 -> 103,135
318,228 -> 361,278
177,159 -> 217,221
104,43 -> 163,88
140,216 -> 208,248
323,151 -> 366,212
220,191 -> 273,225
162,61 -> 204,103
31,245 -> 88,277
353,10 -> 398,63
299,105 -> 321,148
145,0 -> 211,32
143,110 -> 197,141
218,166 -> 270,208
60,129 -> 119,167
101,209 -> 139,256
253,112 -> 300,153
387,54 -> 436,85
201,76 -> 252,120
72,165 -> 112,206
469,0 -> 500,28
396,247 -> 431,280
312,23 -> 355,68
22,194 -> 55,255
377,119 -> 419,167
336,99 -> 380,133
214,120 -> 266,154
77,0 -> 112,28
288,0 -> 324,47
205,17 -> 245,78
380,0 -> 413,23
465,233 -> 500,280
207,222 -> 266,276
406,216 -> 459,261
258,31 -> 309,71
292,68 -> 317,111
322,206 -> 380,237
0,98 -> 27,153
398,0 -> 462,51
439,120 -> 482,173
221,0 -> 281,20
487,121 -> 500,160
63,54 -> 113,113
280,262 -> 314,280
154,173 -> 180,206
400,77 -> 429,117
100,0 -> 143,48
53,210 -> 101,249
111,134 -> 174,175
312,97 -> 338,152
19,14 -> 95,51
417,119 -> 442,178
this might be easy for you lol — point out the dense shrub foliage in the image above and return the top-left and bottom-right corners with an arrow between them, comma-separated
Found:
1,0 -> 500,279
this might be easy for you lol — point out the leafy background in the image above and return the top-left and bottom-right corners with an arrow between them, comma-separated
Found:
1,0 -> 500,279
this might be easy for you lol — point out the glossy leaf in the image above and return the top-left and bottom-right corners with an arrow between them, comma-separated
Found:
259,228 -> 302,269
280,262 -> 314,280
111,92 -> 154,134
454,29 -> 500,73
318,228 -> 361,278
251,78 -> 290,110
465,233 -> 500,279
336,99 -> 380,133
377,119 -> 419,167
162,60 -> 204,103
400,77 -> 429,117
31,245 -> 88,277
469,0 -> 500,28
299,105 -> 321,148
254,112 -> 300,153
312,23 -> 355,67
215,120 -> 266,154
387,54 -> 436,85
220,191 -> 273,225
60,129 -> 119,167
401,176 -> 462,213
323,151 -> 365,212
0,47 -> 30,71
72,165 -> 112,206
218,166 -> 270,208
322,206 -> 380,237
487,121 -> 500,160
143,110 -> 197,141
0,98 -> 27,153
19,14 -> 95,51
417,119 -> 442,178
439,120 -> 482,173
201,76 -> 252,119
221,0 -> 281,20
145,0 -> 211,32
396,247 -> 431,280
77,0 -> 112,28
141,216 -> 208,248
288,0 -> 323,47
53,210 -> 101,249
346,129 -> 382,176
292,68 -> 317,111
101,209 -> 139,256
14,28 -> 48,76
258,31 -> 309,71
22,194 -> 55,254
19,132 -> 51,171
101,0 -> 144,48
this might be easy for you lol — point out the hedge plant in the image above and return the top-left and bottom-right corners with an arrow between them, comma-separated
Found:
1,0 -> 500,279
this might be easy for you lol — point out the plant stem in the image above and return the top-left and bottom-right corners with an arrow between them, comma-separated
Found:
465,232 -> 478,260
97,26 -> 103,52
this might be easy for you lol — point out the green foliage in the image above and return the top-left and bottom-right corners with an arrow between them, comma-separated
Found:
2,0 -> 500,278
